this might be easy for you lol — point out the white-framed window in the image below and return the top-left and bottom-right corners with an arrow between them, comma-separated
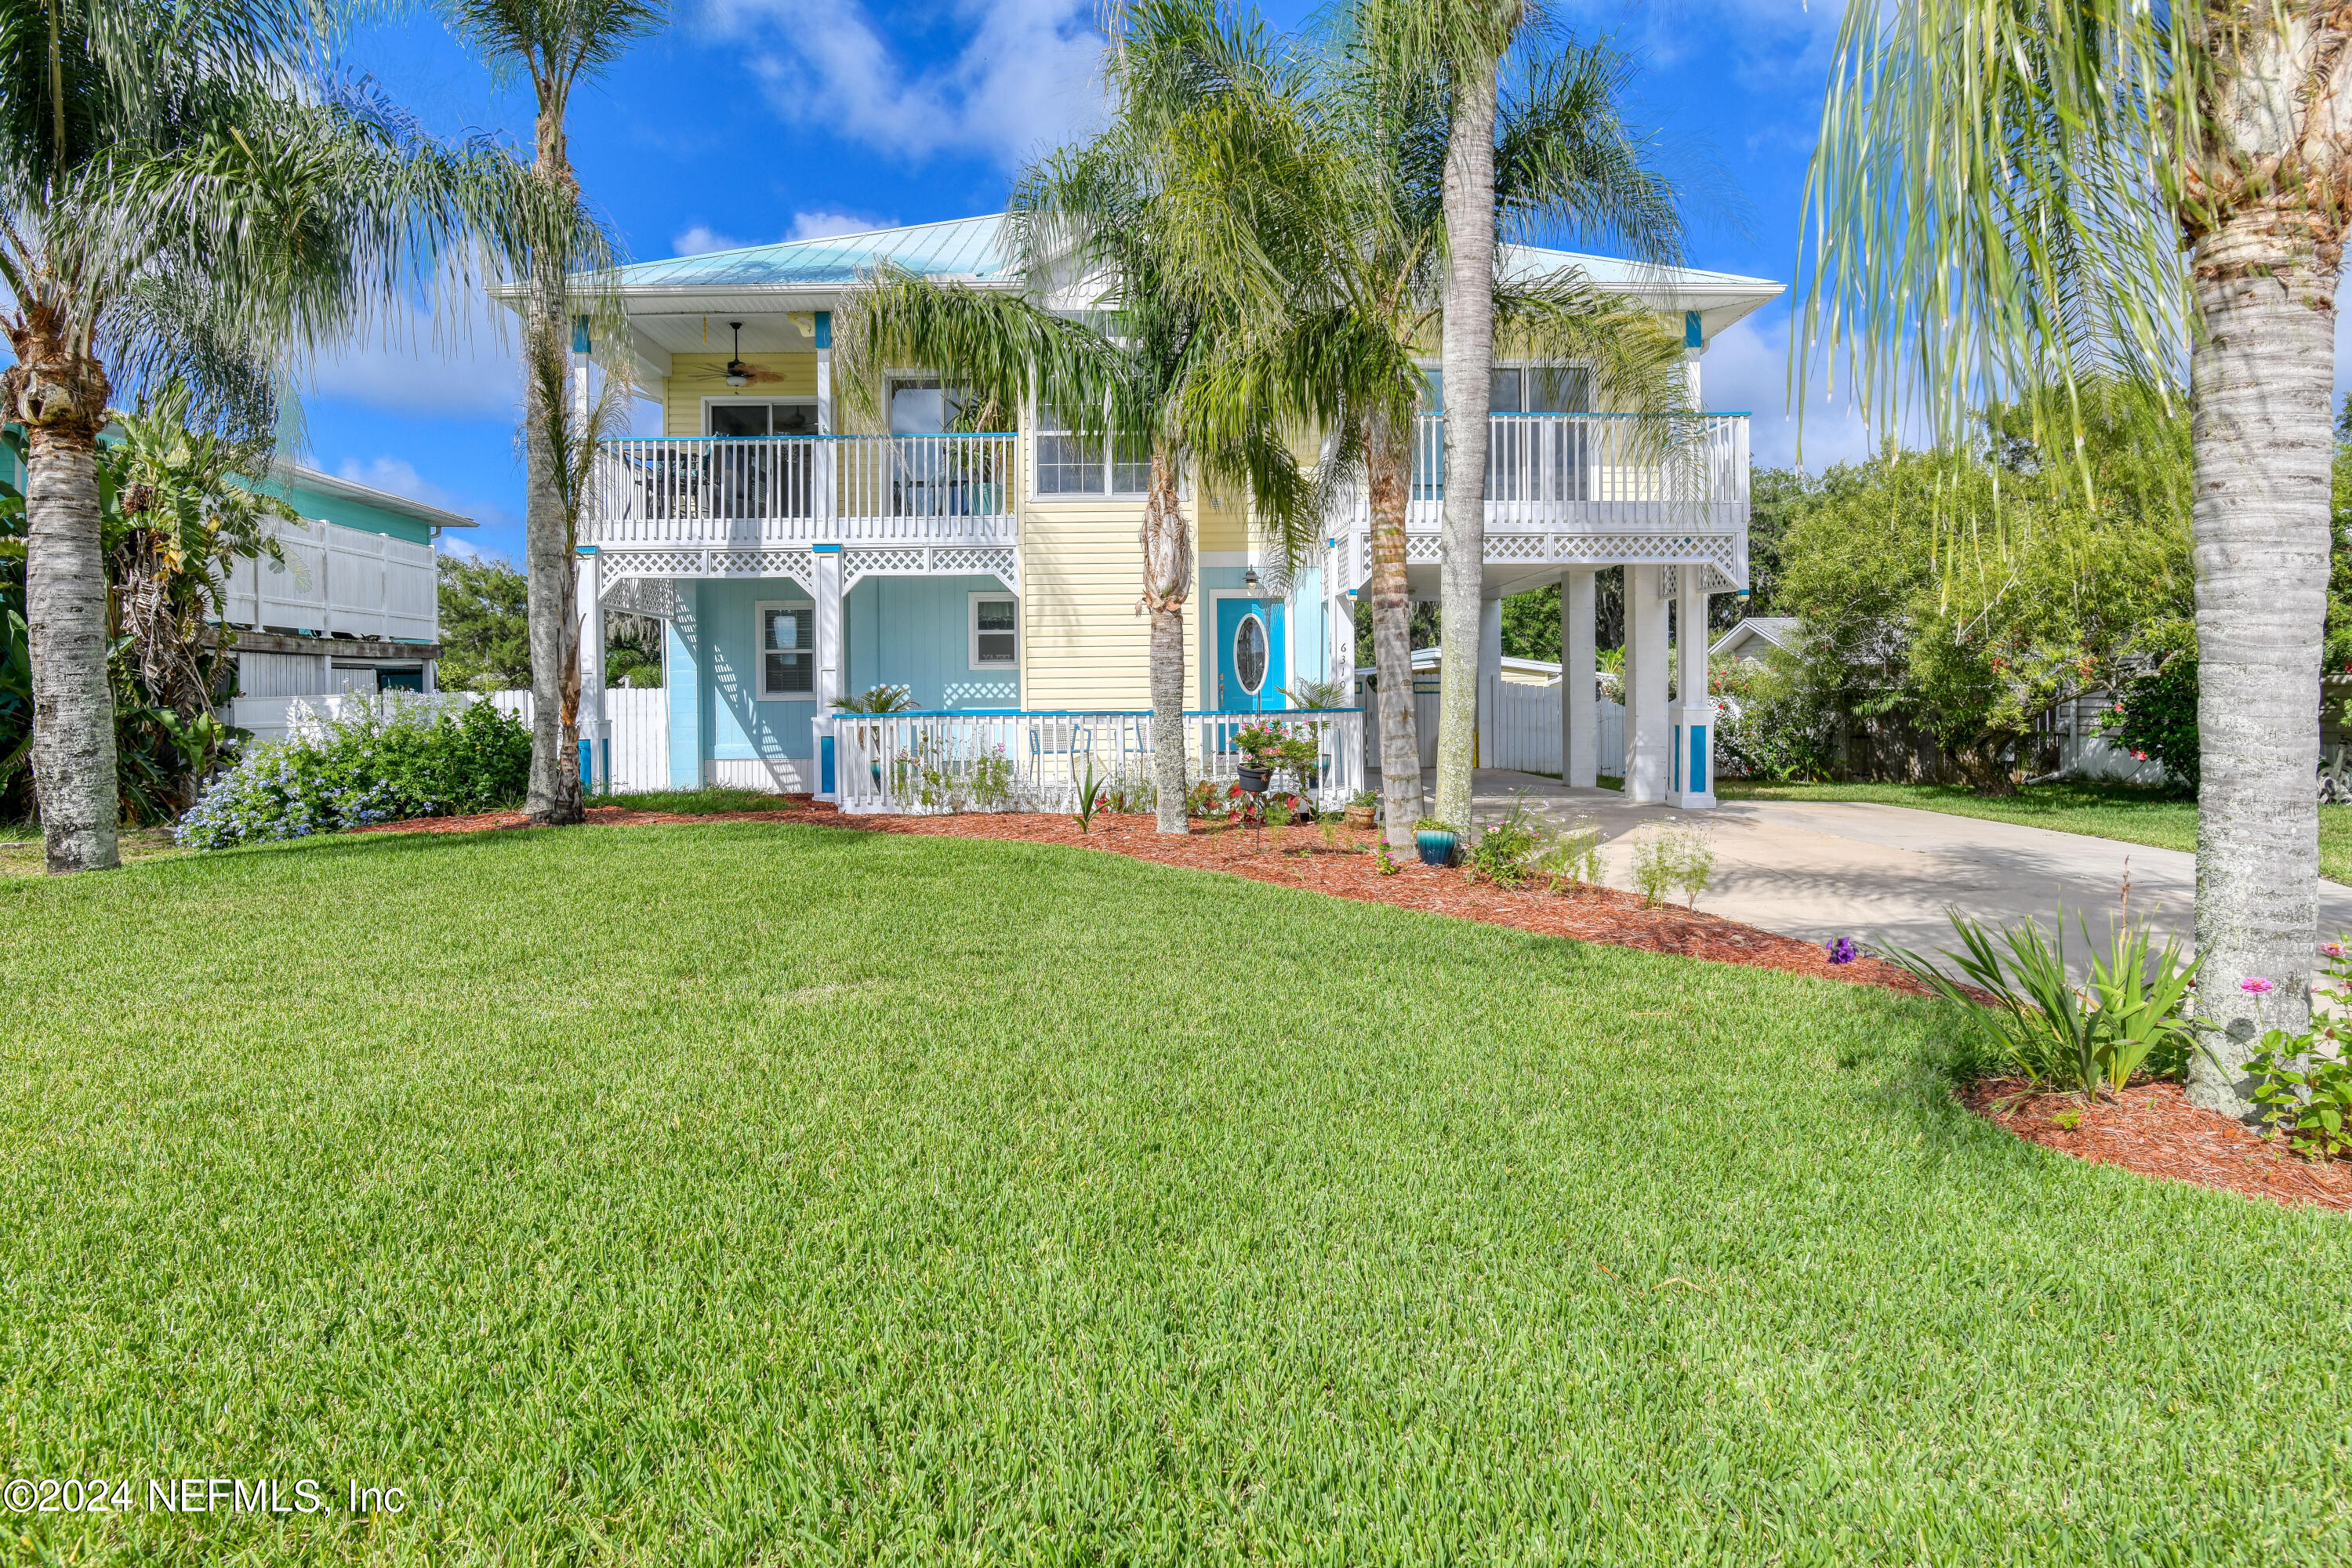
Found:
1417,362 -> 1592,412
1033,401 -> 1149,498
706,399 -> 818,437
757,600 -> 815,699
969,593 -> 1018,670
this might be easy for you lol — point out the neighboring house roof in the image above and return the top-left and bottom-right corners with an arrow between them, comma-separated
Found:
267,462 -> 476,532
1711,617 -> 1801,660
1398,647 -> 1563,684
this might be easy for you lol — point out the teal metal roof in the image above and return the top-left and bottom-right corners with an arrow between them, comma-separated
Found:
612,216 -> 1017,289
618,213 -> 1781,299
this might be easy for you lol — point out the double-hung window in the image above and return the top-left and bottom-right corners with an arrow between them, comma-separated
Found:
757,601 -> 814,699
970,593 -> 1018,670
1033,401 -> 1149,497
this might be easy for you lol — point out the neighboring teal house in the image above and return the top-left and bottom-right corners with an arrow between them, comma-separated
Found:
221,463 -> 474,699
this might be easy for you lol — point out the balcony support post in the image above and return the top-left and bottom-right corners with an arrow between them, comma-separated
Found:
813,543 -> 845,713
1562,568 -> 1597,788
575,545 -> 608,795
1668,572 -> 1715,810
1624,564 -> 1670,804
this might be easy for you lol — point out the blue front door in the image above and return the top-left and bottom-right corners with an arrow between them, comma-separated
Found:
1215,597 -> 1286,711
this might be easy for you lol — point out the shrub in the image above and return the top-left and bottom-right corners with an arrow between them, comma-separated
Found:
1712,655 -> 1839,782
2100,646 -> 2198,794
1629,835 -> 1676,907
1534,816 -> 1605,894
1883,908 -> 2205,1097
1468,796 -> 1544,887
176,696 -> 530,848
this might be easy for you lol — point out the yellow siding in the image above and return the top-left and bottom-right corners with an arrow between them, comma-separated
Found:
1015,433 -> 1206,712
1195,488 -> 1250,556
660,353 -> 819,436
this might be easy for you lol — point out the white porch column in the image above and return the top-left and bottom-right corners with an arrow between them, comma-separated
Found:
813,545 -> 845,713
1668,572 -> 1715,809
1562,568 -> 1596,788
1476,596 -> 1502,768
1624,564 -> 1670,804
575,546 -> 608,795
814,311 -> 836,538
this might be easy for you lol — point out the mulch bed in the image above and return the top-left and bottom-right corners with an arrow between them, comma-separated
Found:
357,799 -> 2352,1214
1963,1078 -> 2352,1213
358,800 -> 1925,996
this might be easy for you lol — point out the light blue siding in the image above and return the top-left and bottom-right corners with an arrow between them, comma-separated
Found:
699,579 -> 819,759
666,597 -> 703,788
844,575 -> 1018,710
262,478 -> 436,545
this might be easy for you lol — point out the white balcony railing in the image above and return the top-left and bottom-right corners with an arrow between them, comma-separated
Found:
218,516 -> 438,641
589,433 -> 1018,546
1388,412 -> 1749,529
825,708 -> 1367,815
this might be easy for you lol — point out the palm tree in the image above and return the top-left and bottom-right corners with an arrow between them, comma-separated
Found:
1161,16 -> 1696,846
1348,0 -> 1692,829
837,0 -> 1314,836
442,0 -> 662,827
0,0 -> 552,872
1802,1 -> 2344,1113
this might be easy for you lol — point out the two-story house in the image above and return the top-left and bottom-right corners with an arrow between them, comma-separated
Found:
573,215 -> 1780,809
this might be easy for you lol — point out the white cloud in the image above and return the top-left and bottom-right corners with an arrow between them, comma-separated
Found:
1701,309 -> 1884,471
789,209 -> 891,240
700,0 -> 1108,169
303,274 -> 521,421
672,222 -> 745,256
333,456 -> 522,541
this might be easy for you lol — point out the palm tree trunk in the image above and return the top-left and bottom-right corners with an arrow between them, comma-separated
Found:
1366,412 -> 1421,847
24,423 -> 118,871
2183,224 -> 2332,1115
1434,57 -> 1499,830
8,308 -> 118,873
1142,448 -> 1192,833
522,259 -> 583,825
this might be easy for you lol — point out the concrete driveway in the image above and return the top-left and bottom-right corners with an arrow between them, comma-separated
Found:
1430,769 -> 2352,960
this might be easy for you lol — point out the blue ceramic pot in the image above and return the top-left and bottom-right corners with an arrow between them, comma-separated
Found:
1414,829 -> 1458,867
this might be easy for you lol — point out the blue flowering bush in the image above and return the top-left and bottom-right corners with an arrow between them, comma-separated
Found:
176,695 -> 531,848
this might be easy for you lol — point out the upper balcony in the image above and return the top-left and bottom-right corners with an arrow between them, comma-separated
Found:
1328,412 -> 1752,593
588,433 -> 1018,549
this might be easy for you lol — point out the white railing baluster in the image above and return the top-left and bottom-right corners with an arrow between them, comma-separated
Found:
582,433 -> 1017,548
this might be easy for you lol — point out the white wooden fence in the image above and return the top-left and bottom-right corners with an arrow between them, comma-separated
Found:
829,709 -> 1367,815
1363,681 -> 1626,779
219,517 -> 438,641
228,688 -> 671,793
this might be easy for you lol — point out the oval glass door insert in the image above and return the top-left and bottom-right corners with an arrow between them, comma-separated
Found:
1234,612 -> 1268,695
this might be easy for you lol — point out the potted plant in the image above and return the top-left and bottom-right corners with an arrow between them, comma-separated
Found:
1414,816 -> 1462,867
1232,719 -> 1293,795
1344,788 -> 1378,831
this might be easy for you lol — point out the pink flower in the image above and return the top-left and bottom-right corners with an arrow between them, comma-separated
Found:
2325,942 -> 2345,960
2241,977 -> 2275,995
2132,750 -> 2147,761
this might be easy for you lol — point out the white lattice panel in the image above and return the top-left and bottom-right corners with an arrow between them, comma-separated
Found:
843,546 -> 930,586
605,548 -> 705,577
931,546 -> 1018,587
601,575 -> 681,619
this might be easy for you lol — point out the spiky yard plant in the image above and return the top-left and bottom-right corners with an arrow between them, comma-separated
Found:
1802,0 -> 2351,1112
443,0 -> 659,827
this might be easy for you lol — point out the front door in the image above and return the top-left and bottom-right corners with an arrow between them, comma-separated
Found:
1215,597 -> 1286,712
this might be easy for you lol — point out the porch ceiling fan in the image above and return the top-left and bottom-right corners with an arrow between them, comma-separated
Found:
681,321 -> 784,387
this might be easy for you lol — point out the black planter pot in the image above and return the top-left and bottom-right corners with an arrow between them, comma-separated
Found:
1237,767 -> 1272,793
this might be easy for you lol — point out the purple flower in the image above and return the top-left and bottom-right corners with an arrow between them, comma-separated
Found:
2240,976 -> 2275,995
1825,937 -> 1858,966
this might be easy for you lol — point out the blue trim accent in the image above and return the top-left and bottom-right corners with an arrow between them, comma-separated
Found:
819,735 -> 836,795
813,310 -> 832,350
811,543 -> 844,554
1671,722 -> 1682,792
575,543 -> 597,555
1684,310 -> 1703,349
1689,724 -> 1708,795
572,316 -> 591,354
577,739 -> 592,792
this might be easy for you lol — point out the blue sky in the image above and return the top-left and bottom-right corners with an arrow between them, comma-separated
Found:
293,2 -> 1983,559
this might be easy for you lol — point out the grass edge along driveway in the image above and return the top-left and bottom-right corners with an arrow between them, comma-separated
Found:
3,819 -> 2348,1564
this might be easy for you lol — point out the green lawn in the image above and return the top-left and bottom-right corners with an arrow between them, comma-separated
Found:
5,823 -> 2350,1563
